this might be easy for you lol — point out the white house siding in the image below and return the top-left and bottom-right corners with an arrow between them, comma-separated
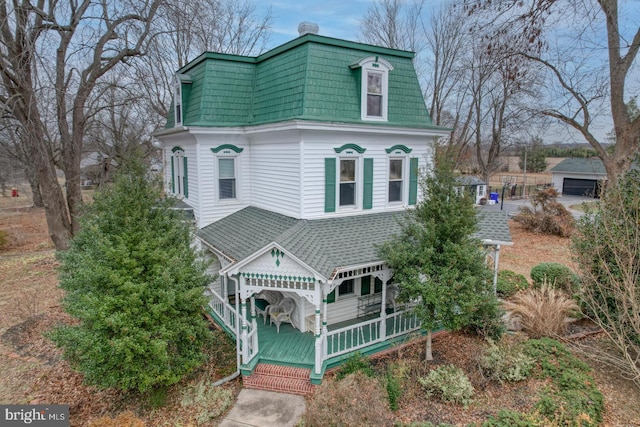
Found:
249,132 -> 302,218
300,129 -> 433,219
193,132 -> 251,228
161,132 -> 200,217
326,296 -> 360,325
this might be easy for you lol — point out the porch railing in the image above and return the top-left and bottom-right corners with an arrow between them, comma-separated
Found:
386,310 -> 422,339
323,309 -> 422,360
207,290 -> 238,337
246,324 -> 259,362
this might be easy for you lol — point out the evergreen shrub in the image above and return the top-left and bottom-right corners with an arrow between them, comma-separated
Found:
496,270 -> 529,298
418,365 -> 474,406
530,262 -> 579,293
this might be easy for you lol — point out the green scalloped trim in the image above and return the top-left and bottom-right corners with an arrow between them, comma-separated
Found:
211,144 -> 244,153
385,144 -> 412,154
334,143 -> 366,154
241,272 -> 316,282
171,146 -> 185,153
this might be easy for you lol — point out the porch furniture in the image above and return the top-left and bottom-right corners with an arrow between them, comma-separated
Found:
255,290 -> 284,324
357,293 -> 382,317
269,297 -> 296,333
305,314 -> 316,333
386,284 -> 400,312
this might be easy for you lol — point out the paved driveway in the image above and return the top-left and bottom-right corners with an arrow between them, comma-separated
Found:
483,194 -> 595,219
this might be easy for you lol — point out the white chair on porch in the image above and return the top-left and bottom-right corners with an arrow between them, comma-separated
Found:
386,284 -> 400,312
269,297 -> 296,333
255,290 -> 284,324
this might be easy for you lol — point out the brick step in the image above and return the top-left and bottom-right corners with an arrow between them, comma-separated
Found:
243,373 -> 316,396
253,363 -> 312,380
243,363 -> 315,396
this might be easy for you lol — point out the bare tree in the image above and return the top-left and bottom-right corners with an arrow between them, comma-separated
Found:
423,2 -> 538,180
359,0 -> 425,52
0,0 -> 161,250
135,0 -> 273,133
572,169 -> 640,389
465,0 -> 640,182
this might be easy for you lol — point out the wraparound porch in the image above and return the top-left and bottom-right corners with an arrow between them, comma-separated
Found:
206,290 -> 423,382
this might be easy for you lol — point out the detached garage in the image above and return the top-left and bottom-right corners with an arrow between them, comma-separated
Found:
550,158 -> 606,198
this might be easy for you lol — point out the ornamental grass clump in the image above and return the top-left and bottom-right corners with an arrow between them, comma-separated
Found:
503,284 -> 580,338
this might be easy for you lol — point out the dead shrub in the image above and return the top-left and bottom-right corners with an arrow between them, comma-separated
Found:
304,371 -> 395,427
513,188 -> 575,237
88,411 -> 145,427
503,284 -> 580,338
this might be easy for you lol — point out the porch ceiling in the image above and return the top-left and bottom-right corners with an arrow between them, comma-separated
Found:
197,206 -> 512,278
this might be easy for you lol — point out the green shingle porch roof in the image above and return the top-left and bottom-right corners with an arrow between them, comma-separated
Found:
197,206 -> 512,279
166,34 -> 447,131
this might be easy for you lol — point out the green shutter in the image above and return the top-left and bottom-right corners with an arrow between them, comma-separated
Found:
408,157 -> 418,205
363,158 -> 373,210
325,158 -> 336,213
183,157 -> 188,198
327,289 -> 336,304
361,276 -> 371,295
170,156 -> 175,193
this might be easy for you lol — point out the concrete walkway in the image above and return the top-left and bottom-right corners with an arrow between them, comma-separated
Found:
219,389 -> 306,427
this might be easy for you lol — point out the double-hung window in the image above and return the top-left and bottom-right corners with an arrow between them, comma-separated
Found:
339,158 -> 357,206
350,56 -> 393,122
218,158 -> 236,200
388,158 -> 404,203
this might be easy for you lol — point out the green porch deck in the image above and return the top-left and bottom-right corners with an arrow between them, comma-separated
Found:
252,311 -> 422,368
207,303 -> 424,377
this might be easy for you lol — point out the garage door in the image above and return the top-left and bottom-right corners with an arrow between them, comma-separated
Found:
563,178 -> 598,197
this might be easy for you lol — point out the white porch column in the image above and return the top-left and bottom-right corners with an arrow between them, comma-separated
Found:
492,245 -> 501,295
239,276 -> 249,363
250,294 -> 257,330
222,275 -> 228,300
380,279 -> 387,340
314,298 -> 322,375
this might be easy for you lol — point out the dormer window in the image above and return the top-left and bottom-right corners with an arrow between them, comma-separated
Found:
173,73 -> 192,127
351,56 -> 394,122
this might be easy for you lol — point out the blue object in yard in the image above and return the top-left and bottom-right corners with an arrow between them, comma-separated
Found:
489,192 -> 499,203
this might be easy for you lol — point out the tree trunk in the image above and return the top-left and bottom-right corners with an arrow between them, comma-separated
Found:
26,168 -> 44,208
425,329 -> 433,362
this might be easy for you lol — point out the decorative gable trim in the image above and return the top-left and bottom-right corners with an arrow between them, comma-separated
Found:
333,143 -> 366,154
211,144 -> 244,154
171,146 -> 185,153
385,144 -> 413,154
349,56 -> 394,71
221,242 -> 327,283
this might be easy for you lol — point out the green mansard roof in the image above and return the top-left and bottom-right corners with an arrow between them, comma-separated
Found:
166,34 -> 437,129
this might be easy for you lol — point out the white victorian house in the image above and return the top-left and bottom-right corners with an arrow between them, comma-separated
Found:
154,28 -> 512,392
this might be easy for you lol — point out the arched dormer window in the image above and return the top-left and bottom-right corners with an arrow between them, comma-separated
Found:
350,57 -> 394,122
173,73 -> 192,127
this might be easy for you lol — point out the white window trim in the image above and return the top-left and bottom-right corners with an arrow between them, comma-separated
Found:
351,57 -> 394,122
387,157 -> 406,205
173,76 -> 182,127
214,154 -> 240,203
172,149 -> 185,198
337,155 -> 362,211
